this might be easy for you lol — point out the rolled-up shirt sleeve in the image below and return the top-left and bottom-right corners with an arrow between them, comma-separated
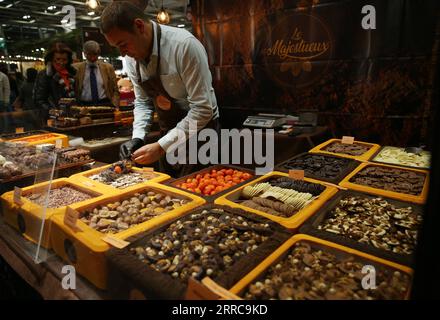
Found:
158,37 -> 215,152
126,61 -> 155,141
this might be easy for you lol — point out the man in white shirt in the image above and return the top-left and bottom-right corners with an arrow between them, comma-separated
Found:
101,1 -> 219,176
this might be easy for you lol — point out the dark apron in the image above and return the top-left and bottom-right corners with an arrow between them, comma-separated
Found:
135,23 -> 220,178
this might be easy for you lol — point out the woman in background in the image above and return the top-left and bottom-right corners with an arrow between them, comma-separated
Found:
34,42 -> 76,122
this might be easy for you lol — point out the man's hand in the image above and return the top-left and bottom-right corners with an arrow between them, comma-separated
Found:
119,138 -> 144,160
132,142 -> 165,165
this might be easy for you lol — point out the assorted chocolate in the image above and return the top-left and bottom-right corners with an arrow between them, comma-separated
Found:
318,196 -> 422,255
349,166 -> 426,195
279,154 -> 355,182
243,242 -> 411,300
89,161 -> 157,189
81,191 -> 190,233
25,186 -> 94,208
323,142 -> 371,156
238,177 -> 325,218
130,208 -> 272,283
0,142 -> 91,180
373,147 -> 431,169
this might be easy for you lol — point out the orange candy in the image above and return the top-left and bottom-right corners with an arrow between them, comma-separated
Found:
177,168 -> 253,196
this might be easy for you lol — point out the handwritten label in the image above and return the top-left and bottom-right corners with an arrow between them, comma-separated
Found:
13,187 -> 23,205
102,235 -> 130,249
64,207 -> 81,232
341,136 -> 355,144
185,277 -> 221,300
289,170 -> 305,180
55,139 -> 63,149
15,127 -> 24,134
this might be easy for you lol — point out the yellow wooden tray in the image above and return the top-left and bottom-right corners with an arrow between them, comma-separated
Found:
70,165 -> 171,195
339,162 -> 429,204
0,178 -> 104,249
214,171 -> 338,230
49,182 -> 205,290
309,138 -> 380,161
229,234 -> 413,300
10,132 -> 69,147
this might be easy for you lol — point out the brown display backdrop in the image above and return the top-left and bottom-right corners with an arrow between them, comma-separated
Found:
191,0 -> 440,147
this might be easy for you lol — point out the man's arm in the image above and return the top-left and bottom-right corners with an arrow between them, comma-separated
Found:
157,37 -> 216,152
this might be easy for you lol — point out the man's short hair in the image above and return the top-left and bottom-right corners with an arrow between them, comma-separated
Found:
101,1 -> 148,34
83,40 -> 101,55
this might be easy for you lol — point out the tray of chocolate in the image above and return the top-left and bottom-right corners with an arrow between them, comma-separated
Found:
371,146 -> 431,170
86,161 -> 163,189
276,152 -> 360,184
230,235 -> 412,300
215,172 -> 338,230
340,163 -> 429,204
309,138 -> 380,161
105,204 -> 291,299
300,190 -> 423,266
0,142 -> 93,183
0,130 -> 50,141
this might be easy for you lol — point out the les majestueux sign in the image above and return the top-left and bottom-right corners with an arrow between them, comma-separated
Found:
260,13 -> 333,88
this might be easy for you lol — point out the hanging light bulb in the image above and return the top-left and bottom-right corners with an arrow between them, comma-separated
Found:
86,0 -> 99,10
157,0 -> 170,24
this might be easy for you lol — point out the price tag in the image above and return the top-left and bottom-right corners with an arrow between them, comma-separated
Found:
13,187 -> 23,205
143,167 -> 154,172
55,139 -> 63,149
82,181 -> 94,187
102,235 -> 130,249
15,127 -> 24,134
185,277 -> 221,300
341,136 -> 355,144
64,207 -> 81,232
289,170 -> 305,180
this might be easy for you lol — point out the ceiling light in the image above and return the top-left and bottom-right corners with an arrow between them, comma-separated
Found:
61,19 -> 68,24
157,1 -> 170,24
6,4 -> 13,8
86,0 -> 99,10
47,5 -> 57,10
177,24 -> 185,28
87,11 -> 95,16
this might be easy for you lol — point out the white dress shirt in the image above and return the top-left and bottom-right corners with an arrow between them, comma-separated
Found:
125,21 -> 219,152
81,61 -> 107,102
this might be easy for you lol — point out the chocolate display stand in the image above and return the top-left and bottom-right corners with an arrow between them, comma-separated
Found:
4,152 -> 59,264
0,221 -> 108,299
300,190 -> 424,267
